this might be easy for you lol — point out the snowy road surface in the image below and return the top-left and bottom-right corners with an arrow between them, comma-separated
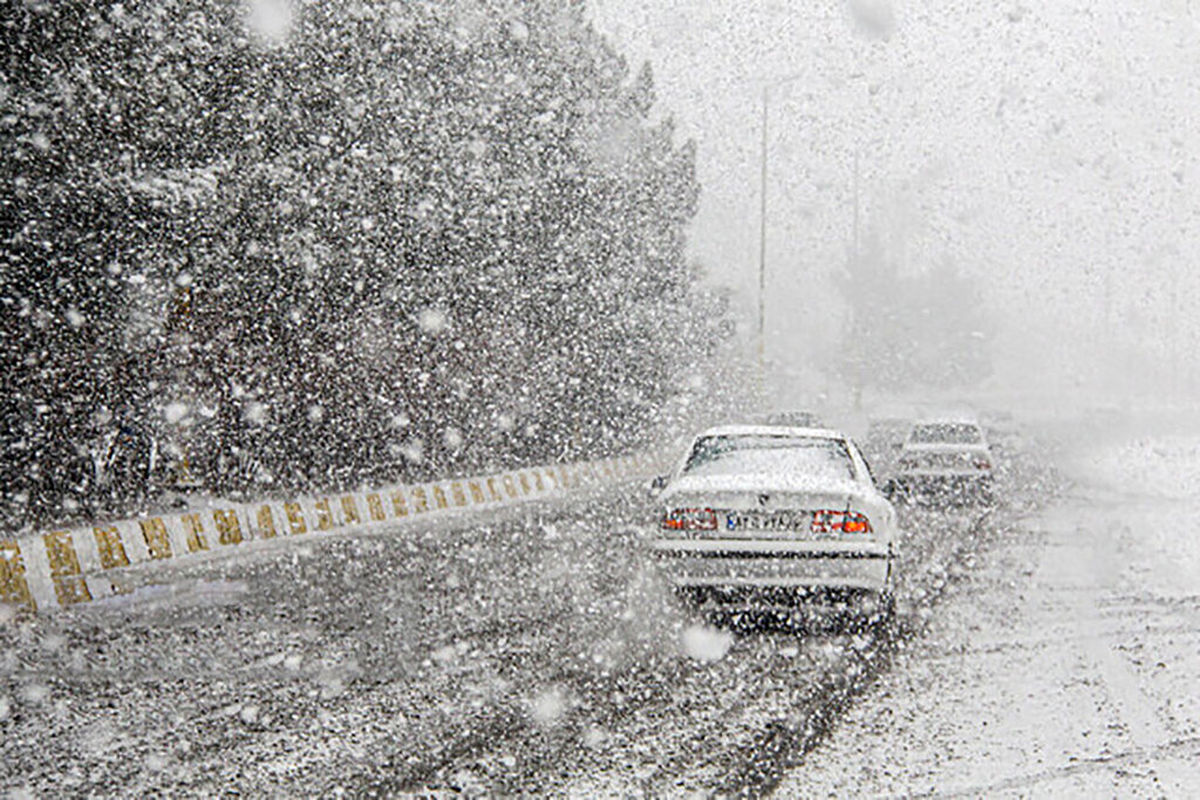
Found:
779,425 -> 1200,798
0,431 -> 1075,797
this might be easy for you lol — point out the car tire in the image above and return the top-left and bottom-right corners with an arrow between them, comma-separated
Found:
674,586 -> 706,610
878,590 -> 896,623
874,551 -> 898,628
845,591 -> 894,635
837,589 -> 892,633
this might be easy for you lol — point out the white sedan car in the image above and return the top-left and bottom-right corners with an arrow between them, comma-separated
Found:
646,425 -> 898,621
888,416 -> 995,504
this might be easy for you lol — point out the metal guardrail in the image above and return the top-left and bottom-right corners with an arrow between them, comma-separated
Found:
0,451 -> 667,614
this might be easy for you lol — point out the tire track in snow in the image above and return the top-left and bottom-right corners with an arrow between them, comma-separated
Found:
920,735 -> 1200,799
415,508 -> 998,797
1,489 -> 652,797
412,446 -> 1058,797
711,511 -> 996,799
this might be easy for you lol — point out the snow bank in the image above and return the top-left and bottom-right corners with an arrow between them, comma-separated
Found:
1073,435 -> 1200,499
1067,433 -> 1200,599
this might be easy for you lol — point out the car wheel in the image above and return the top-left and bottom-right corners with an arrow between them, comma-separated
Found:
873,553 -> 898,629
844,591 -> 894,635
835,589 -> 890,633
674,586 -> 709,611
877,590 -> 897,623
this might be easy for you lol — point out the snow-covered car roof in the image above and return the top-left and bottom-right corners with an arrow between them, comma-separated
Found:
902,440 -> 990,452
912,411 -> 982,425
761,409 -> 823,424
691,424 -> 846,440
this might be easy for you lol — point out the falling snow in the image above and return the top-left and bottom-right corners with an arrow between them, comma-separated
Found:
3,0 -> 1200,797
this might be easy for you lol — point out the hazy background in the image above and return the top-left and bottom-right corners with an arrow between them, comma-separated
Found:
588,0 -> 1200,408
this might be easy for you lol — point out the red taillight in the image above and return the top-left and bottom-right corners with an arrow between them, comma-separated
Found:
841,512 -> 872,533
811,510 -> 872,534
810,510 -> 838,534
662,508 -> 718,531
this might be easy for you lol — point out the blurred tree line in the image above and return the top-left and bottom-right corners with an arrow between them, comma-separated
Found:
0,0 -> 731,526
835,230 -> 995,397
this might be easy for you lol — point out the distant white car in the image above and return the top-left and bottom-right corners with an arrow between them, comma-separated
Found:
889,416 -> 995,504
645,425 -> 898,621
762,410 -> 823,428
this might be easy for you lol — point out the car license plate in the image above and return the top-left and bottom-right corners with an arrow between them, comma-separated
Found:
726,511 -> 808,531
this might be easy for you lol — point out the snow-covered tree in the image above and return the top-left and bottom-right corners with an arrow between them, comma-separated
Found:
835,232 -> 994,395
0,0 -> 728,523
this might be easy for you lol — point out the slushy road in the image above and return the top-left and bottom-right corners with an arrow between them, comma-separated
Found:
779,424 -> 1200,798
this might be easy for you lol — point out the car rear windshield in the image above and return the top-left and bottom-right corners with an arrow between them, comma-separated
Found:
906,452 -> 983,469
909,423 -> 983,444
681,435 -> 854,480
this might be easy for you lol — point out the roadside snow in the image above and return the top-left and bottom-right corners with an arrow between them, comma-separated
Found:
780,429 -> 1200,797
1070,434 -> 1200,599
1076,434 -> 1200,499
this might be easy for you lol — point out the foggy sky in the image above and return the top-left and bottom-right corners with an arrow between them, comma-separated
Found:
587,0 -> 1200,402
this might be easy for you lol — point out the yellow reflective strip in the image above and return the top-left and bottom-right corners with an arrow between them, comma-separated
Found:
284,503 -> 307,535
0,541 -> 36,611
367,493 -> 386,521
182,514 -> 209,552
390,490 -> 409,517
44,531 -> 82,577
213,509 -> 243,545
94,526 -> 131,568
341,496 -> 362,525
139,518 -> 173,559
314,499 -> 335,531
431,486 -> 448,510
257,506 -> 277,538
53,576 -> 91,606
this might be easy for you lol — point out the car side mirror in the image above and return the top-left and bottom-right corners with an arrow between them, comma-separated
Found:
648,475 -> 668,496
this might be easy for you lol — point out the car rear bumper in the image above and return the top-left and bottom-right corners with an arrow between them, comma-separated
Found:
892,473 -> 993,493
673,584 -> 889,614
647,538 -> 892,599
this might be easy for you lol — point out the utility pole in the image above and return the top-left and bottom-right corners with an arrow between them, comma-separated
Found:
853,147 -> 860,259
757,87 -> 769,376
852,146 -> 863,411
757,73 -> 805,382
